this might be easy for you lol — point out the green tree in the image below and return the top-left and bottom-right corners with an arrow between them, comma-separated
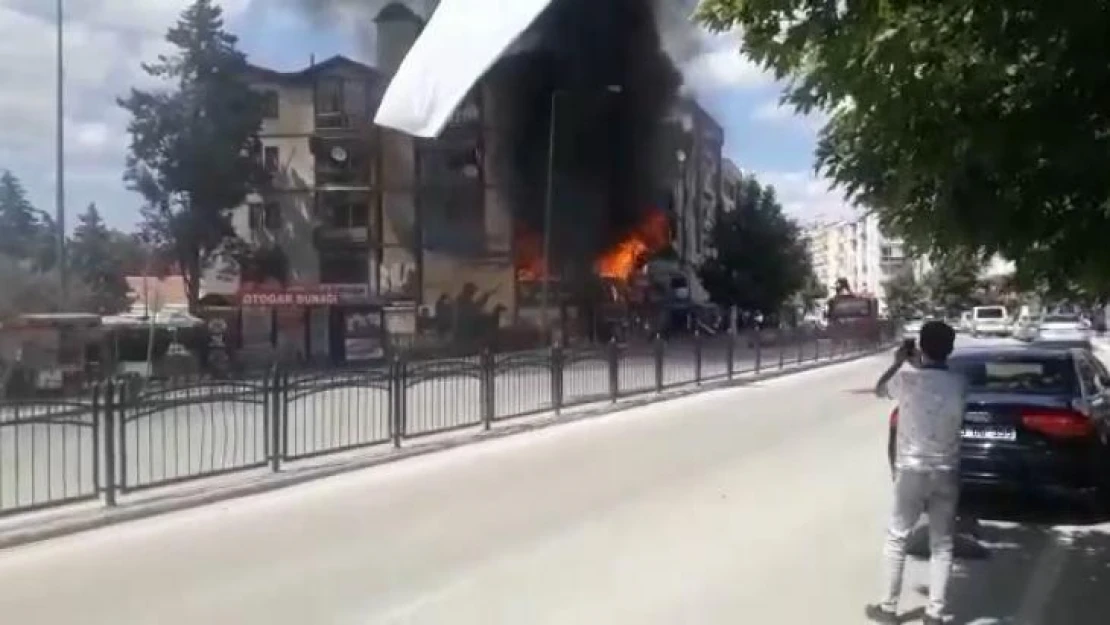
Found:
68,204 -> 132,314
0,170 -> 55,269
924,251 -> 984,315
698,175 -> 812,317
883,267 -> 927,321
697,1 -> 1110,293
799,272 -> 828,314
118,0 -> 265,310
0,255 -> 93,322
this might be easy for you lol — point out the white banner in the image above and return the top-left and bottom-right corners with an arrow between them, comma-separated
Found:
373,0 -> 555,138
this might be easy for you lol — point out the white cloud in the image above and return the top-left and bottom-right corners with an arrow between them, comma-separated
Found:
753,170 -> 859,223
0,0 -> 251,228
751,99 -> 827,133
678,29 -> 770,94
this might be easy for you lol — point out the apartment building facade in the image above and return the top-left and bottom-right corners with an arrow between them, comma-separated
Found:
215,2 -> 515,364
664,97 -> 724,269
803,214 -> 910,313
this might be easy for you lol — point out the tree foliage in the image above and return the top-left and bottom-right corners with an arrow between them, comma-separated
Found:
924,251 -> 984,315
698,176 -> 812,316
0,170 -> 56,270
883,267 -> 926,321
68,204 -> 132,314
0,256 -> 93,322
119,0 -> 264,310
697,1 -> 1110,294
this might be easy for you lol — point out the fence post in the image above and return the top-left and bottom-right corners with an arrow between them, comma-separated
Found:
391,356 -> 405,448
551,344 -> 564,415
694,330 -> 703,384
814,334 -> 820,361
608,338 -> 620,403
754,329 -> 762,374
654,334 -> 664,392
796,329 -> 804,364
726,331 -> 735,379
269,368 -> 283,473
481,349 -> 494,430
102,381 -> 117,507
778,329 -> 786,369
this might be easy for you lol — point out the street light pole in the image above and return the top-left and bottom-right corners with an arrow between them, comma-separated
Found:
539,85 -> 622,343
539,90 -> 561,341
56,0 -> 67,307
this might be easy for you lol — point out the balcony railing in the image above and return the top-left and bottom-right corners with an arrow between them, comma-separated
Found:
315,110 -> 372,134
313,225 -> 371,248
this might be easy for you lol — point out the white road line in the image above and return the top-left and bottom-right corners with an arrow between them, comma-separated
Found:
1013,532 -> 1071,624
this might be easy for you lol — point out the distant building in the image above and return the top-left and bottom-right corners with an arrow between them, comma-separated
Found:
720,158 -> 742,214
803,214 -> 911,313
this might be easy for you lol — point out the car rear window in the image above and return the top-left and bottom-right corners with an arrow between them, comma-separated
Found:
974,308 -> 1006,319
950,355 -> 1077,395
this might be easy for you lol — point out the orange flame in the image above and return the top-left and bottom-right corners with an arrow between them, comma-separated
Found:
595,207 -> 670,280
514,224 -> 546,281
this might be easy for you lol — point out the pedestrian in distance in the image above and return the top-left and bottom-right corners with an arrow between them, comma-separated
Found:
866,320 -> 965,625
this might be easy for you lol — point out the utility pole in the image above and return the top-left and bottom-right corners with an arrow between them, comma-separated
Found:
56,0 -> 67,307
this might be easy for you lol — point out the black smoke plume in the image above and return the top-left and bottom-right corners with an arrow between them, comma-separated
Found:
488,0 -> 681,278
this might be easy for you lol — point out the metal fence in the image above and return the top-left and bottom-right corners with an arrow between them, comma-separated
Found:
0,328 -> 891,518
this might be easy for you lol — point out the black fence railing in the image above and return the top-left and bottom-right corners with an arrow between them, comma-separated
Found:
0,328 -> 893,519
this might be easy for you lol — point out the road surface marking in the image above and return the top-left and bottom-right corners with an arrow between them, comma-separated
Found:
1013,532 -> 1070,623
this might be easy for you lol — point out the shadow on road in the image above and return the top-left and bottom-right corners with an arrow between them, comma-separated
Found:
930,504 -> 1110,624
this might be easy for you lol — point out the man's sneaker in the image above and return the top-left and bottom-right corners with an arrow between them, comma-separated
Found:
864,604 -> 897,623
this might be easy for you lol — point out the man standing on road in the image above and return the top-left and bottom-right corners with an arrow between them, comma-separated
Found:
866,321 -> 965,625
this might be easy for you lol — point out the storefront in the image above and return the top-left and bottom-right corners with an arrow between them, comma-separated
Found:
235,284 -> 388,365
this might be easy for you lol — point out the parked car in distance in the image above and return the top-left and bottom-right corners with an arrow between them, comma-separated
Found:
888,345 -> 1110,516
901,316 -> 925,338
958,311 -> 973,334
971,305 -> 1011,337
1032,313 -> 1091,349
1012,313 -> 1040,342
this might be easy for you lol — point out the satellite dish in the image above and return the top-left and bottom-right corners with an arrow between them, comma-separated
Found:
330,146 -> 348,162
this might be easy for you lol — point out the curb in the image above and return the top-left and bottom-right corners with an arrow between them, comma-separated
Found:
0,343 -> 892,551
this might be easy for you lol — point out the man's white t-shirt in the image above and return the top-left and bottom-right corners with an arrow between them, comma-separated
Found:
886,367 -> 967,472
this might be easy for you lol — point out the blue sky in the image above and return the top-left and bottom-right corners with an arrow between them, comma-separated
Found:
0,0 -> 853,232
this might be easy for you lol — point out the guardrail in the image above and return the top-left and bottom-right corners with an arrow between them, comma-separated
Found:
0,328 -> 893,518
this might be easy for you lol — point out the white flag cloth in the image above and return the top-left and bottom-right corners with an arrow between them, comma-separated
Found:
373,0 -> 555,138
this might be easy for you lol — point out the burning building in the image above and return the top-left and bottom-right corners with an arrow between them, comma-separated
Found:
215,0 -> 726,363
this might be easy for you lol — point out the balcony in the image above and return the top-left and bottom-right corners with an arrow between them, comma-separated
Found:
311,137 -> 373,190
314,110 -> 372,137
314,225 -> 371,249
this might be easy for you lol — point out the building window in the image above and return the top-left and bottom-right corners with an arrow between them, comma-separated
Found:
319,193 -> 370,229
264,202 -> 282,230
260,90 -> 279,119
263,146 -> 280,173
319,251 -> 369,284
248,202 -> 264,230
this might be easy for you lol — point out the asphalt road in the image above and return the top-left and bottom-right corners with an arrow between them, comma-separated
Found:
1,340 -> 1107,624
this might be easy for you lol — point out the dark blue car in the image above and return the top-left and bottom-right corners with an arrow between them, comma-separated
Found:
888,346 -> 1110,512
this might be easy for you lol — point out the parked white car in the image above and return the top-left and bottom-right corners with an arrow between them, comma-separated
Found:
901,316 -> 925,338
1032,313 -> 1091,348
971,305 -> 1011,337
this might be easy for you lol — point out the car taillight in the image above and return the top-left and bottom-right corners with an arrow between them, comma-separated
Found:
889,407 -> 899,427
1021,408 -> 1095,439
